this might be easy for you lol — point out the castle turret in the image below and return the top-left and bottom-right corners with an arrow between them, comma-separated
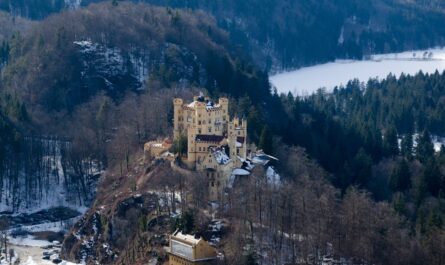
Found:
219,98 -> 229,129
173,98 -> 184,140
228,117 -> 247,166
187,125 -> 196,164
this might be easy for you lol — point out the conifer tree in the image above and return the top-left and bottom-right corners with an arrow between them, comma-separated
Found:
259,126 -> 272,154
384,126 -> 399,157
401,134 -> 413,159
390,158 -> 411,192
416,130 -> 434,163
424,159 -> 442,197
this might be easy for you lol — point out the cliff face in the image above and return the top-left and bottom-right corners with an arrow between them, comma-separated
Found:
61,159 -> 174,265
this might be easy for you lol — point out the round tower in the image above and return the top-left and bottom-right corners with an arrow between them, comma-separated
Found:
173,98 -> 183,140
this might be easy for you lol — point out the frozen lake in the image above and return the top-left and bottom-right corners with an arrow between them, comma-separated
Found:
270,48 -> 445,96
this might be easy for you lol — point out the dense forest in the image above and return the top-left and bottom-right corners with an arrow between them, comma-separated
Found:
0,2 -> 271,213
1,1 -> 445,264
2,0 -> 445,69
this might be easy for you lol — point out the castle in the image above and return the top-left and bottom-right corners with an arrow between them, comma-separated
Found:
173,94 -> 247,200
144,93 -> 279,201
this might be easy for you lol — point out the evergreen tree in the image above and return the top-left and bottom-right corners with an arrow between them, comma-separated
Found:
416,130 -> 434,163
351,148 -> 373,187
259,125 -> 273,154
423,159 -> 442,197
172,211 -> 195,234
172,134 -> 188,156
401,134 -> 413,159
427,208 -> 443,231
392,192 -> 406,215
390,158 -> 411,192
383,126 -> 399,157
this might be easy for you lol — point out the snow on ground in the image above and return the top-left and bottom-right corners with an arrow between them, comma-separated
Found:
266,167 -> 281,186
10,217 -> 80,234
9,236 -> 54,248
9,244 -> 81,265
64,0 -> 81,10
6,216 -> 84,264
270,47 -> 445,96
0,138 -> 98,215
397,133 -> 445,153
432,136 -> 445,152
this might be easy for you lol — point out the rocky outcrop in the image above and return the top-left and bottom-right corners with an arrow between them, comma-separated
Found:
61,159 -> 175,264
61,192 -> 172,264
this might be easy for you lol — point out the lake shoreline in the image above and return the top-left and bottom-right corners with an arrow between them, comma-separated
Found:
270,47 -> 445,96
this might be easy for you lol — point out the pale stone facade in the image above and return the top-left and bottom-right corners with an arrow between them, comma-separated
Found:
173,94 -> 247,201
144,138 -> 173,161
168,230 -> 217,265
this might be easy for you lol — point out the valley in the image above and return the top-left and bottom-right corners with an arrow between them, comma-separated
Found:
1,1 -> 445,265
270,47 -> 445,95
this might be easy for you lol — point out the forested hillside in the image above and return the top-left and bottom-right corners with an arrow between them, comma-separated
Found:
1,1 -> 445,264
0,2 -> 269,114
0,1 -> 271,212
2,0 -> 445,69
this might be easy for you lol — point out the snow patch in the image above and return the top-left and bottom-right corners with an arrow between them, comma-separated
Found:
270,47 -> 445,96
213,148 -> 230,165
266,167 -> 281,186
64,0 -> 82,10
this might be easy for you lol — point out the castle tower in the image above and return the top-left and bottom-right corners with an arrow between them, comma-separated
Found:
219,97 -> 229,132
228,117 -> 247,167
187,124 -> 196,163
173,98 -> 184,140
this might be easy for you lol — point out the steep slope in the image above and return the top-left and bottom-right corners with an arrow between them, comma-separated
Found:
0,0 -> 271,229
61,158 -> 174,264
0,0 -> 76,19
127,0 -> 445,69
2,0 -> 445,69
0,2 -> 270,115
0,11 -> 33,42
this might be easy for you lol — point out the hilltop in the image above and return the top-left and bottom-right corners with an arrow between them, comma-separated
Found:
2,0 -> 445,69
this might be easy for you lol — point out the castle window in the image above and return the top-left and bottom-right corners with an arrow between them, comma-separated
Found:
208,127 -> 211,133
198,129 -> 201,134
211,181 -> 214,187
198,121 -> 201,125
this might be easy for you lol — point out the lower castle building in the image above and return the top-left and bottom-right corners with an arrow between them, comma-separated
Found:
168,230 -> 217,265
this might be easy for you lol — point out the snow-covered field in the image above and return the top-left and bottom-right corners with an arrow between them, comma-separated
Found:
6,243 -> 81,265
270,47 -> 445,96
3,217 -> 83,265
